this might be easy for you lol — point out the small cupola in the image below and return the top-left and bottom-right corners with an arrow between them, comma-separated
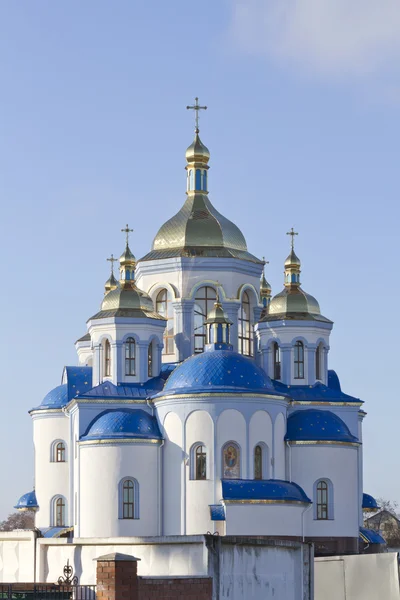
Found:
204,290 -> 233,350
104,254 -> 119,294
260,257 -> 272,312
185,97 -> 210,193
119,224 -> 136,282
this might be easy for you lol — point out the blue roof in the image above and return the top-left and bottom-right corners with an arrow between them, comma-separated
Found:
363,493 -> 379,511
221,479 -> 311,503
273,380 -> 361,404
78,377 -> 166,400
14,490 -> 39,511
286,409 -> 359,443
160,348 -> 277,396
210,504 -> 226,521
81,408 -> 162,441
39,527 -> 73,538
32,366 -> 93,411
328,370 -> 341,391
35,384 -> 68,410
359,527 -> 386,545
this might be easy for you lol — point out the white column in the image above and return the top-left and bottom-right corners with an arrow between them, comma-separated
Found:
172,300 -> 195,361
224,302 -> 240,352
280,344 -> 292,384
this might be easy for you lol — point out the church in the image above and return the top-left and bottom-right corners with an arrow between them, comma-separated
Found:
15,100 -> 379,557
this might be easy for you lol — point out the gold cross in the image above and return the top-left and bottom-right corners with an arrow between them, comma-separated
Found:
262,256 -> 269,265
121,224 -> 133,246
106,254 -> 118,275
286,227 -> 298,250
186,97 -> 207,132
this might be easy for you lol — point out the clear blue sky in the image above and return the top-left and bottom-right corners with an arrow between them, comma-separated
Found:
0,1 -> 399,519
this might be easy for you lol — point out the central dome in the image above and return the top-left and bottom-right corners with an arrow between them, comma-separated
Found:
159,349 -> 278,396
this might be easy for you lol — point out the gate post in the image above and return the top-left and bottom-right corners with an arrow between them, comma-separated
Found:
95,552 -> 140,600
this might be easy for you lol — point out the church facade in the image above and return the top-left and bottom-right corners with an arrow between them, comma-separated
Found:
16,105 -> 376,556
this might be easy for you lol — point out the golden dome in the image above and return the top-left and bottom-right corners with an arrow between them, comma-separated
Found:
185,133 -> 210,164
260,272 -> 272,295
205,302 -> 233,325
104,272 -> 119,294
102,281 -> 154,312
284,249 -> 301,267
120,244 -> 136,265
268,287 -> 322,318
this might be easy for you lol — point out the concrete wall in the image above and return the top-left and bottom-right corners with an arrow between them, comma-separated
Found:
0,531 -> 36,583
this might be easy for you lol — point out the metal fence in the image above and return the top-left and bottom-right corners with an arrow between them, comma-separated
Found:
0,585 -> 96,600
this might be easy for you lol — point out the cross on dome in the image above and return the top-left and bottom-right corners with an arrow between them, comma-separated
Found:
106,254 -> 118,275
186,97 -> 207,133
121,224 -> 133,247
286,227 -> 298,250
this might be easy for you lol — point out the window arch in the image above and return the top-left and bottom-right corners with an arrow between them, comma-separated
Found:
190,443 -> 207,480
254,445 -> 262,480
119,477 -> 139,519
222,442 -> 241,479
316,343 -> 323,381
104,340 -> 111,377
194,286 -> 217,353
314,479 -> 334,520
125,337 -> 136,376
294,341 -> 305,379
195,169 -> 202,190
156,289 -> 174,355
51,496 -> 67,527
202,170 -> 207,190
273,342 -> 281,380
238,291 -> 253,356
51,440 -> 67,462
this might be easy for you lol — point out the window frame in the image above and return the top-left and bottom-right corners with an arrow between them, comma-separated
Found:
119,477 -> 139,520
314,479 -> 334,520
50,440 -> 67,463
316,343 -> 323,381
156,289 -> 175,355
254,445 -> 263,480
194,286 -> 217,354
104,339 -> 111,377
51,495 -> 67,527
273,342 -> 281,380
56,442 -> 66,463
148,342 -> 153,378
238,291 -> 253,357
294,340 -> 305,379
125,337 -> 136,376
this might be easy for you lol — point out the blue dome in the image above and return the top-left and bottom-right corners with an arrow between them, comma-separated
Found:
286,409 -> 359,443
39,384 -> 68,409
81,408 -> 162,441
14,490 -> 39,512
161,349 -> 276,395
363,493 -> 379,511
222,479 -> 311,504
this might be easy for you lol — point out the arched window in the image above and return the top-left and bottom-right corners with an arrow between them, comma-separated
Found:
222,442 -> 240,479
52,496 -> 66,527
316,344 -> 323,381
195,169 -> 202,190
119,477 -> 139,519
56,442 -> 65,463
195,445 -> 207,480
104,340 -> 111,377
148,342 -> 153,377
194,286 -> 217,353
156,289 -> 174,355
203,170 -> 207,190
238,292 -> 253,356
294,341 -> 305,379
125,337 -> 136,376
254,445 -> 262,480
273,342 -> 281,380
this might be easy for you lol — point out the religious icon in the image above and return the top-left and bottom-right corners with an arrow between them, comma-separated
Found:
223,444 -> 240,478
225,445 -> 237,468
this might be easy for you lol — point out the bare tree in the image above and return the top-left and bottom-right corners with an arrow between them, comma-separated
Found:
0,511 -> 35,531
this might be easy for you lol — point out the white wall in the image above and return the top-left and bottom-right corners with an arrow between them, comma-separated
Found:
224,504 -> 306,536
249,411 -> 273,479
79,443 -> 160,538
290,445 -> 359,538
162,412 -> 183,535
0,531 -> 36,582
32,413 -> 70,529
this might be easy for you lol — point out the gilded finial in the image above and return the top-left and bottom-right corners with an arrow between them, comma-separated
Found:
121,224 -> 133,247
186,97 -> 207,133
106,254 -> 118,275
286,227 -> 298,250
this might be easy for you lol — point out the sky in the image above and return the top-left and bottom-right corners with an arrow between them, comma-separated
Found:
0,0 -> 399,520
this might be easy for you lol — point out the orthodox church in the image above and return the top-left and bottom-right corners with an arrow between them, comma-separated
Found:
15,101 -> 380,556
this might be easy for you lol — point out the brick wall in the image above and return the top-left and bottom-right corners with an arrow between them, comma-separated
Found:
95,553 -> 212,600
138,576 -> 212,600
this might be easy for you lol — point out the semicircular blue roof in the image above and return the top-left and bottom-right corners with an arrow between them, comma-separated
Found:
38,384 -> 68,409
286,409 -> 359,443
222,479 -> 311,503
81,408 -> 162,441
161,349 -> 277,396
14,490 -> 39,511
363,493 -> 379,511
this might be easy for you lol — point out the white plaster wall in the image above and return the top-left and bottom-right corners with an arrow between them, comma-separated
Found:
224,504 -> 306,536
249,410 -> 273,479
0,532 -> 36,583
79,443 -> 160,538
290,445 -> 359,538
185,410 -> 214,534
37,536 -> 208,584
32,413 -> 70,528
274,413 -> 286,479
162,412 -> 183,535
216,409 -> 247,481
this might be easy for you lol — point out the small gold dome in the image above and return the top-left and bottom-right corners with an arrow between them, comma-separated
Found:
284,249 -> 301,268
120,244 -> 136,265
102,281 -> 154,313
260,272 -> 272,294
205,302 -> 233,325
185,133 -> 210,164
105,273 -> 119,294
